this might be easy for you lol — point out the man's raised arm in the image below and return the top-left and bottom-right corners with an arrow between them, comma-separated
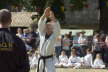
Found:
38,7 -> 50,35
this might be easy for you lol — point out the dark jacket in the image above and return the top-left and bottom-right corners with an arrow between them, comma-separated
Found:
0,28 -> 30,72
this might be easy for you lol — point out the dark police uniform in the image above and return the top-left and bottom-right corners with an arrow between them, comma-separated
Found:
0,28 -> 30,72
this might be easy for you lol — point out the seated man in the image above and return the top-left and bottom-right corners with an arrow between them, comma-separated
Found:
67,48 -> 81,69
81,48 -> 93,68
28,50 -> 35,69
55,50 -> 68,67
30,51 -> 39,69
92,53 -> 105,69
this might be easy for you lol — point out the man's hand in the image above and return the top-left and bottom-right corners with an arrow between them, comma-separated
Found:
43,7 -> 51,17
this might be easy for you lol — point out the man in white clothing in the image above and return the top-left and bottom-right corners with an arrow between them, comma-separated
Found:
55,50 -> 68,68
37,7 -> 60,72
92,53 -> 105,69
30,51 -> 39,69
67,48 -> 81,69
81,48 -> 93,68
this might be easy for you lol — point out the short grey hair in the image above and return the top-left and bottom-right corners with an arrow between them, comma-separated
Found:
0,9 -> 11,24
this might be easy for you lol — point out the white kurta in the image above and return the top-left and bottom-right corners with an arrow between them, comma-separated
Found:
37,16 -> 60,72
38,16 -> 60,56
92,58 -> 105,68
67,56 -> 81,68
29,55 -> 33,68
30,55 -> 39,69
55,55 -> 68,67
82,53 -> 93,67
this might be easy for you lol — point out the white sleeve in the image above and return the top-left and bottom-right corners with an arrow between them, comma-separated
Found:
65,56 -> 69,63
38,15 -> 47,35
53,20 -> 61,38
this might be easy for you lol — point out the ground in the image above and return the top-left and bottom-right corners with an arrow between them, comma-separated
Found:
30,68 -> 108,72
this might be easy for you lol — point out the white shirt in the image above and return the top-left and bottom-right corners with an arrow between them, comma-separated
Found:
59,55 -> 68,64
68,56 -> 81,64
29,55 -> 34,65
83,53 -> 93,66
31,55 -> 39,65
93,58 -> 105,67
78,36 -> 87,45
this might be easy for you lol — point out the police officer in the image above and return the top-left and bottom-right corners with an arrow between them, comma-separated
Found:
0,9 -> 30,72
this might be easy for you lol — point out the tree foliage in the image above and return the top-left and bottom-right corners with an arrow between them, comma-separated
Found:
0,0 -> 64,20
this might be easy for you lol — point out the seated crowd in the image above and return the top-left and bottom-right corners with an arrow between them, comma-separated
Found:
15,28 -> 108,69
28,48 -> 106,69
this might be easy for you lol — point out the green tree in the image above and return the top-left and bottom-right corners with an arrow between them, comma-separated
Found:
0,0 -> 23,11
70,0 -> 87,11
22,0 -> 48,13
46,0 -> 64,20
